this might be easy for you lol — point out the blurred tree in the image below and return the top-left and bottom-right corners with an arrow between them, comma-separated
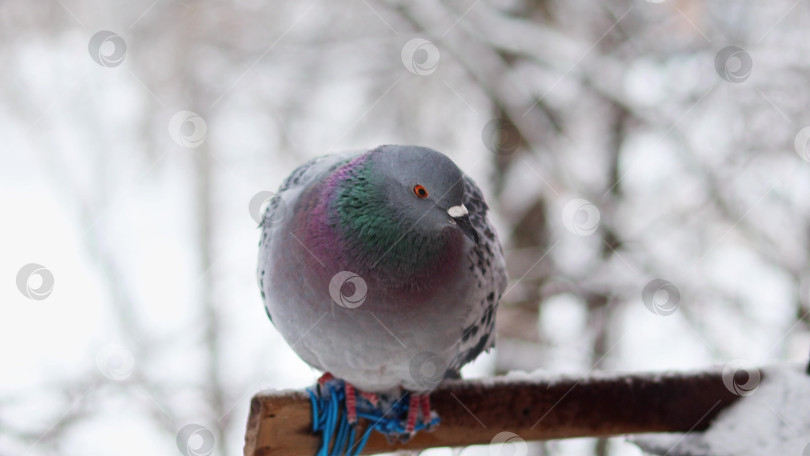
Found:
2,0 -> 810,455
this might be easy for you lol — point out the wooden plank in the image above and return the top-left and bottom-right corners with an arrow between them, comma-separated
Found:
244,369 -> 743,455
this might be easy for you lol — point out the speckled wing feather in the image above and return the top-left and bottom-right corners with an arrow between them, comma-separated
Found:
445,175 -> 508,376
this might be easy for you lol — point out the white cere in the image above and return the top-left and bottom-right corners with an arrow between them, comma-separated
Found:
447,204 -> 468,218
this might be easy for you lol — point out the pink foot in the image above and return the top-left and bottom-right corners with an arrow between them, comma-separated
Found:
317,372 -> 334,386
345,382 -> 358,424
405,393 -> 420,434
360,391 -> 379,407
420,394 -> 433,426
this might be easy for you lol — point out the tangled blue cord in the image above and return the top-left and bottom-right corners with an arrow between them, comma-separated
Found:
307,380 -> 440,456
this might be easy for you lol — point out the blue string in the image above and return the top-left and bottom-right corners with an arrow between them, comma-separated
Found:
306,380 -> 441,456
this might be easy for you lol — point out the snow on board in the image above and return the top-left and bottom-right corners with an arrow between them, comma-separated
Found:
631,364 -> 810,456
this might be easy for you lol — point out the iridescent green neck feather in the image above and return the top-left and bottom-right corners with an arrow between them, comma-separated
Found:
319,154 -> 460,287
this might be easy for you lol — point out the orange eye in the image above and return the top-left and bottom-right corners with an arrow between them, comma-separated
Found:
413,184 -> 429,199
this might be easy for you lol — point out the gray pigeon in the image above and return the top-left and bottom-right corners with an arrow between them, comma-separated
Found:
257,145 -> 507,432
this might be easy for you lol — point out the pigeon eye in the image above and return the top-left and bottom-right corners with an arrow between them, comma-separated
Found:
413,184 -> 429,199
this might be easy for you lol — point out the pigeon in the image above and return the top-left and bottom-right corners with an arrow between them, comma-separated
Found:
257,145 -> 507,434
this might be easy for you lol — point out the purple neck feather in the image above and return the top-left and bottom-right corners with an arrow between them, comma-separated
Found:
294,153 -> 463,294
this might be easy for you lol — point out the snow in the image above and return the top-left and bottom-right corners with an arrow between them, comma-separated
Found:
631,364 -> 810,456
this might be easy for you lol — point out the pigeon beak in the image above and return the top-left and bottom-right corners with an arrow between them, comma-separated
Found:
448,204 -> 479,245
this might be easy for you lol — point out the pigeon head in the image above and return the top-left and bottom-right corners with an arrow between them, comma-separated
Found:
320,145 -> 477,285
368,145 -> 478,245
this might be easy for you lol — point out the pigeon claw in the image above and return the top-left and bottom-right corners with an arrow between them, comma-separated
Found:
360,391 -> 380,407
384,432 -> 414,445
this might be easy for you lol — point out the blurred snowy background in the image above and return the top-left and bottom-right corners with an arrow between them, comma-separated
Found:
3,0 -> 810,455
